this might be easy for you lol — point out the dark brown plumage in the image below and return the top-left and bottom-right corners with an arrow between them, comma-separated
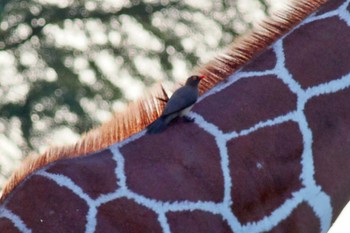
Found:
146,75 -> 205,134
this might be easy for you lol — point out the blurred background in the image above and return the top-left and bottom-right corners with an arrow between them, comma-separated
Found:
0,0 -> 348,232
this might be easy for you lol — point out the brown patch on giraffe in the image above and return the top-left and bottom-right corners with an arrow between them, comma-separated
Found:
316,0 -> 345,15
0,0 -> 327,202
167,210 -> 232,233
269,202 -> 320,233
305,88 -> 350,223
241,48 -> 277,72
0,218 -> 21,233
228,122 -> 303,224
121,123 -> 223,202
284,17 -> 350,89
47,149 -> 117,199
96,198 -> 162,233
194,75 -> 297,133
6,176 -> 88,232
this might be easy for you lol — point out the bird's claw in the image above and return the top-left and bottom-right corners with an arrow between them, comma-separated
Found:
182,116 -> 195,122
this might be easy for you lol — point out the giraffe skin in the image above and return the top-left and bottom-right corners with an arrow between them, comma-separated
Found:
1,0 -> 350,232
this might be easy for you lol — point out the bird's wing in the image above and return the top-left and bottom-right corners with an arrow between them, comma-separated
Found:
162,86 -> 197,116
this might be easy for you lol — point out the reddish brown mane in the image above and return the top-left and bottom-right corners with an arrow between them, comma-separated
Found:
0,0 -> 326,201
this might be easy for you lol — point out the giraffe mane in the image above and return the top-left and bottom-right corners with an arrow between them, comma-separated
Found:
0,0 -> 326,201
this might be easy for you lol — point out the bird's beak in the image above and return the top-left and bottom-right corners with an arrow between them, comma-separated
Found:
199,75 -> 206,79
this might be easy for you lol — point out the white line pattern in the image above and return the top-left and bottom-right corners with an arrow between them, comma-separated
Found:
0,208 -> 32,233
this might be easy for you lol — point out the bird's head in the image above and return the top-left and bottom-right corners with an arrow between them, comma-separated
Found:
185,75 -> 205,87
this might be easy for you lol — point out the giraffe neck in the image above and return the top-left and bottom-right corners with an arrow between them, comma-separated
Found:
2,0 -> 350,232
0,0 -> 326,202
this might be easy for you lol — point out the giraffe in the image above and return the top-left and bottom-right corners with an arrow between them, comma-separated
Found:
1,0 -> 350,232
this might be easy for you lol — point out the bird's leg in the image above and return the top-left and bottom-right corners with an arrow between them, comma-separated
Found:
182,115 -> 195,122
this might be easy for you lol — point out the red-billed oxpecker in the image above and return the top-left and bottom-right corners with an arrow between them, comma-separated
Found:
147,75 -> 205,134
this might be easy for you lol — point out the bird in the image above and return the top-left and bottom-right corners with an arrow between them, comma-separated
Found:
146,75 -> 205,134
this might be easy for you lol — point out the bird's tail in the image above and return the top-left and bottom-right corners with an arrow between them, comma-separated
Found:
146,116 -> 167,134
